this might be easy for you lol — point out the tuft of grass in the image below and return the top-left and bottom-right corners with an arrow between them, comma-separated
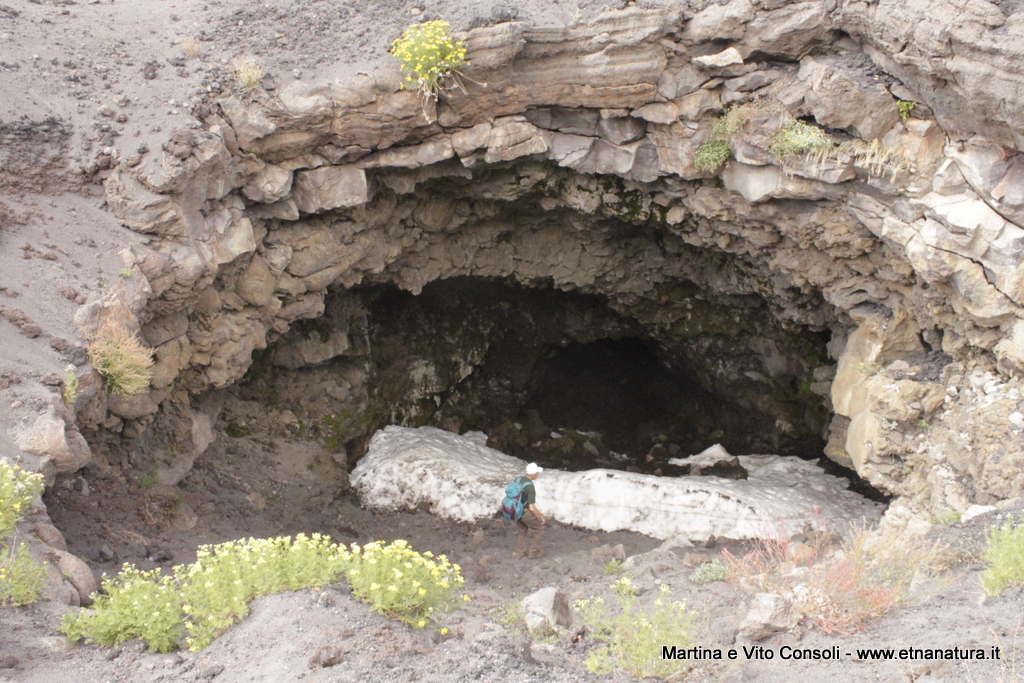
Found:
87,321 -> 154,397
981,518 -> 1024,596
390,21 -> 466,100
491,597 -> 524,628
61,536 -> 466,653
689,558 -> 727,584
179,36 -> 201,59
805,138 -> 912,183
231,56 -> 264,91
575,579 -> 696,679
137,469 -> 158,489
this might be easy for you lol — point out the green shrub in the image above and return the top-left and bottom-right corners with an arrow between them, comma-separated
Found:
0,461 -> 46,607
87,323 -> 154,397
390,21 -> 466,99
575,578 -> 696,679
981,519 -> 1024,596
768,120 -> 831,160
694,135 -> 732,173
60,535 -> 465,653
689,558 -> 727,584
696,101 -> 833,172
0,541 -> 46,606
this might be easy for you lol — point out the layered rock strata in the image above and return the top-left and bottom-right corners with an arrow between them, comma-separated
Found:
38,0 -> 1024,552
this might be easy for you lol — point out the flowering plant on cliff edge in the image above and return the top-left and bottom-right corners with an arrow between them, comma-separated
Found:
390,21 -> 466,100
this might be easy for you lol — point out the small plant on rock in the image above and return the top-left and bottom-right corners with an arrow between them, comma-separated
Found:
934,508 -> 961,526
694,132 -> 732,173
603,558 -> 623,574
87,321 -> 154,397
980,517 -> 1024,596
897,99 -> 916,122
62,365 -> 79,405
768,119 -> 831,161
695,101 -> 832,172
390,21 -> 466,100
689,558 -> 727,584
0,461 -> 46,607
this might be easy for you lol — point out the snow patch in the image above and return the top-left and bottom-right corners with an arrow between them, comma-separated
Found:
352,426 -> 883,540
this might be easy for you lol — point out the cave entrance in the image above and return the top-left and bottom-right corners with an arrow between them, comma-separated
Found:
519,337 -> 726,462
323,276 -> 833,472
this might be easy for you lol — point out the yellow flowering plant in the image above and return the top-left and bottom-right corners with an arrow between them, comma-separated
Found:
62,534 -> 349,652
59,566 -> 184,653
344,539 -> 464,628
575,581 -> 696,679
390,21 -> 466,99
0,461 -> 46,607
61,535 -> 465,652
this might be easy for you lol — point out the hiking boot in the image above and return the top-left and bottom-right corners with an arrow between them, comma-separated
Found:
527,548 -> 544,559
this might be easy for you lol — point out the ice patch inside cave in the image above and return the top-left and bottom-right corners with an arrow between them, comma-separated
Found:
351,426 -> 883,540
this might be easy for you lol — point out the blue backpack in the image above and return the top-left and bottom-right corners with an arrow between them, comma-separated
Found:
500,477 -> 528,521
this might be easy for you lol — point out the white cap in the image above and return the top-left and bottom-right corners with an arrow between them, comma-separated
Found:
526,462 -> 544,475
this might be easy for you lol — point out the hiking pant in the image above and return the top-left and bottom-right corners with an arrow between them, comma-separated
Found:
515,510 -> 544,556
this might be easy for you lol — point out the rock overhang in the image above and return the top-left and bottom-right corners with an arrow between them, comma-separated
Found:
60,2 -> 1024,516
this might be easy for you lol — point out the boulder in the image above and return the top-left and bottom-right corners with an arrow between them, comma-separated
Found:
242,163 -> 293,203
236,254 -> 277,307
520,587 -> 572,633
54,549 -> 99,606
292,165 -> 368,214
738,593 -> 798,640
12,410 -> 91,475
796,56 -> 899,140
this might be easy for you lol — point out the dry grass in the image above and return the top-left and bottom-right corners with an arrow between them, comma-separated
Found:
179,36 -> 201,59
722,524 -> 949,635
230,56 -> 264,91
804,138 -> 914,183
87,320 -> 155,397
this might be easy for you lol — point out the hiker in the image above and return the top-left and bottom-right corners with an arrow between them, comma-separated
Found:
501,462 -> 546,559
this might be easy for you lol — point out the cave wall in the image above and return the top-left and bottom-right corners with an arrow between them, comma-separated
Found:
56,3 -> 1024,515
